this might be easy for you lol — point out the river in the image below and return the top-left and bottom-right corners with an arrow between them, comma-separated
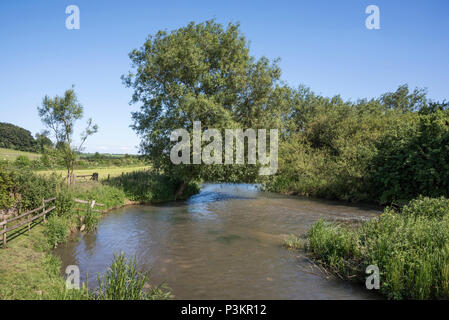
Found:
54,183 -> 382,299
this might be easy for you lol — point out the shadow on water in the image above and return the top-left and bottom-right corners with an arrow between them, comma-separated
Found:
54,183 -> 382,299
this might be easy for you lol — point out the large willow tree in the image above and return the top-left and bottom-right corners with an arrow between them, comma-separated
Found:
123,20 -> 286,186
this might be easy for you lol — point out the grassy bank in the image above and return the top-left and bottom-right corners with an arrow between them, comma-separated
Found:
0,227 -> 170,299
294,197 -> 449,299
0,166 -> 188,300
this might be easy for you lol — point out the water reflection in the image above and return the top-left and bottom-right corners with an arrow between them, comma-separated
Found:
54,183 -> 381,299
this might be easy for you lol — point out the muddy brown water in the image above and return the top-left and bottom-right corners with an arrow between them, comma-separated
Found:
54,183 -> 382,299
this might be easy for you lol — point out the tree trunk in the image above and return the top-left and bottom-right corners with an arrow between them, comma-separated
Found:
175,182 -> 188,200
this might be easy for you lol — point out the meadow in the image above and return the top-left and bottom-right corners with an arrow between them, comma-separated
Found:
0,147 -> 41,161
36,166 -> 149,181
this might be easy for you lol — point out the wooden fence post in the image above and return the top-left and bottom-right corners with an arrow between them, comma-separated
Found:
42,198 -> 46,223
2,218 -> 6,249
28,212 -> 31,235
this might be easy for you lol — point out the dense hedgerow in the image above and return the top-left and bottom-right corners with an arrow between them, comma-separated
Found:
305,196 -> 449,299
265,85 -> 449,205
0,165 -> 62,211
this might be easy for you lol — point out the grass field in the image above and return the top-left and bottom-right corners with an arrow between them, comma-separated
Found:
36,166 -> 149,181
0,148 -> 41,161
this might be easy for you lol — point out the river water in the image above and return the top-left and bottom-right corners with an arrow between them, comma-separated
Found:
54,183 -> 382,299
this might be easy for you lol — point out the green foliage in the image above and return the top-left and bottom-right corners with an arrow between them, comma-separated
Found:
55,189 -> 74,217
106,170 -> 200,202
14,155 -> 31,168
124,20 -> 284,183
9,169 -> 61,211
266,83 -> 449,204
38,87 -> 98,183
0,122 -> 37,152
305,197 -> 449,299
83,208 -> 100,232
35,132 -> 53,153
94,253 -> 171,300
401,196 -> 449,219
70,183 -> 126,209
371,110 -> 449,204
44,215 -> 70,249
0,162 -> 14,209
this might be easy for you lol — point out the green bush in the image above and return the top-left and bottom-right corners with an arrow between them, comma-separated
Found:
401,196 -> 449,219
93,253 -> 171,300
55,189 -> 74,217
14,155 -> 31,168
370,110 -> 449,204
106,171 -> 200,203
305,197 -> 449,299
1,168 -> 61,211
0,163 -> 14,209
44,215 -> 70,249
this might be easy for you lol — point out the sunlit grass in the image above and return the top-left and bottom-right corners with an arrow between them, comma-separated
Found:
0,147 -> 41,161
36,166 -> 149,181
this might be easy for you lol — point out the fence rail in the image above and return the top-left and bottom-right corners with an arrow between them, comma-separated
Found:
74,198 -> 105,213
1,197 -> 105,248
1,198 -> 56,248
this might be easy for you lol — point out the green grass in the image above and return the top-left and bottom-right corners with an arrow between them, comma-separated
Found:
283,235 -> 304,250
304,197 -> 449,300
0,225 -> 68,299
93,253 -> 171,300
0,147 -> 41,161
36,166 -> 149,181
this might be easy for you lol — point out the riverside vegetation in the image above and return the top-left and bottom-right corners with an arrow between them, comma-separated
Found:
122,20 -> 449,300
1,20 -> 449,300
0,162 -> 193,299
294,197 -> 449,300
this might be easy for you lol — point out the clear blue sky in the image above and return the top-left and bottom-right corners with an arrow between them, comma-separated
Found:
1,0 -> 448,154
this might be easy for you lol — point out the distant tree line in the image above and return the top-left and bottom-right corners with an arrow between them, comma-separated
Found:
0,122 -> 52,152
0,122 -> 53,152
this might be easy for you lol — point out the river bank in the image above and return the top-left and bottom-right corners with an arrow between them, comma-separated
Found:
0,169 -> 198,300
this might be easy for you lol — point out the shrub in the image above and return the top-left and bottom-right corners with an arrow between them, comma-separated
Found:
1,168 -> 62,211
401,196 -> 449,219
0,163 -> 14,209
55,189 -> 74,217
14,155 -> 31,168
44,215 -> 70,248
106,171 -> 200,203
370,110 -> 449,204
